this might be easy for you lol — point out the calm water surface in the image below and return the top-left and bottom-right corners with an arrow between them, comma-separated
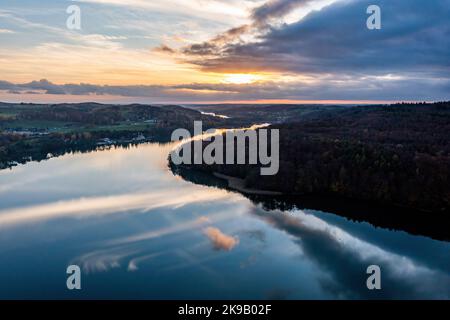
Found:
0,142 -> 449,299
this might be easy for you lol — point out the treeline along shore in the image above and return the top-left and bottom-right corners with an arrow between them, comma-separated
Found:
171,102 -> 450,214
0,102 -> 225,169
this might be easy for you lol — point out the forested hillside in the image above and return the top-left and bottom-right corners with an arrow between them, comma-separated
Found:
174,102 -> 450,213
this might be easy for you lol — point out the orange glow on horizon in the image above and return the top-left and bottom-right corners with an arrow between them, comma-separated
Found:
0,92 -> 411,105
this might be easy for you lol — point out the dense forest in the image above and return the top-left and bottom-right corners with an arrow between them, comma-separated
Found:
172,102 -> 450,213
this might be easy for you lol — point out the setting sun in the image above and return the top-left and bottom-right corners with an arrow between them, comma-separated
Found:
222,74 -> 260,84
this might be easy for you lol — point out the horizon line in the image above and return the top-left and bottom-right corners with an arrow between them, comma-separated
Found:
0,98 -> 444,106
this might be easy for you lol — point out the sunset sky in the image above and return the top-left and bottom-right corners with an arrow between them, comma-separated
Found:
0,0 -> 449,104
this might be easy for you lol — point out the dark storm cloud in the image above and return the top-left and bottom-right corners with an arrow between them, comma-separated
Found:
187,0 -> 450,78
182,24 -> 252,56
183,0 -> 315,56
25,79 -> 66,95
0,79 -> 165,97
251,0 -> 313,25
182,42 -> 219,56
1,76 -> 450,101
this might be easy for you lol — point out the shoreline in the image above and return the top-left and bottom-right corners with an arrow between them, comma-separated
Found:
213,172 -> 283,196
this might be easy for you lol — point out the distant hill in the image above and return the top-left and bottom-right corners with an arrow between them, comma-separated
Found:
0,102 -> 221,128
187,104 -> 351,125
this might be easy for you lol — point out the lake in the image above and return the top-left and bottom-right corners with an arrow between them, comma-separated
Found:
0,141 -> 449,299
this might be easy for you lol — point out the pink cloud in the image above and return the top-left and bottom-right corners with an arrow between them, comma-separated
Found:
204,227 -> 239,251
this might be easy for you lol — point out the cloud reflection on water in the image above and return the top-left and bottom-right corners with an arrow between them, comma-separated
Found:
1,139 -> 449,299
250,207 -> 450,299
0,188 -> 231,228
204,227 -> 239,251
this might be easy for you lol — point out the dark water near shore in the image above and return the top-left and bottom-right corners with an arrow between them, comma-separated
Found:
0,142 -> 449,299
